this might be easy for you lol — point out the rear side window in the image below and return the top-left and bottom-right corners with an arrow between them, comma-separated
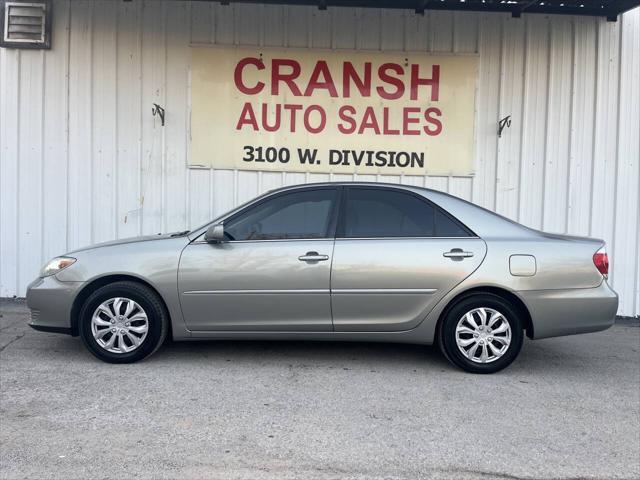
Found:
435,209 -> 470,237
339,188 -> 471,238
224,188 -> 337,240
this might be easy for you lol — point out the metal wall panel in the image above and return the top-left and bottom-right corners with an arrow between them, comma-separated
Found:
0,1 -> 639,317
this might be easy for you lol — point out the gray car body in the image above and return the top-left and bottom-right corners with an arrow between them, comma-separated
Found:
26,182 -> 618,344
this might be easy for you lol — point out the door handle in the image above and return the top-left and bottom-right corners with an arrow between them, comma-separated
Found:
443,248 -> 474,260
298,251 -> 329,262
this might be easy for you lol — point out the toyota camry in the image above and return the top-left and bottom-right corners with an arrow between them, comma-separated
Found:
26,183 -> 618,373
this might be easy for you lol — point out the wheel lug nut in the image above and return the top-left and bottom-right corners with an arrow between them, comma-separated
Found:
125,322 -> 130,327
473,333 -> 479,338
110,319 -> 116,324
479,341 -> 484,345
111,328 -> 116,333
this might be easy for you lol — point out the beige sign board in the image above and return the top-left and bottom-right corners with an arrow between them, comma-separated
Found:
190,46 -> 478,176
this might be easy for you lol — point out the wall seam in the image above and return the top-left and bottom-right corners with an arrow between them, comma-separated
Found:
39,50 -> 45,268
609,14 -> 623,290
564,16 -> 576,234
516,16 -> 529,224
162,1 -> 168,233
0,43 -> 3,293
637,11 -> 640,316
64,0 -> 71,253
186,1 -> 193,229
114,3 -> 120,239
137,0 -> 143,236
89,1 -> 95,244
15,50 -> 21,294
588,18 -> 600,237
493,15 -> 504,213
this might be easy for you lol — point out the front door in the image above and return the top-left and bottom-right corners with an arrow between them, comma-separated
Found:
179,187 -> 339,331
331,187 -> 486,331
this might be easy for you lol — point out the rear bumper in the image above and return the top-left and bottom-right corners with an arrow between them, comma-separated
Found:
519,281 -> 618,340
26,276 -> 84,336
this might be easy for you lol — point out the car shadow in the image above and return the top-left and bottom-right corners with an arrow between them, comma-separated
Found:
14,326 -> 624,377
153,338 -> 451,369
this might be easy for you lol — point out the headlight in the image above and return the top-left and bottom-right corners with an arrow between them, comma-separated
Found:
40,257 -> 76,277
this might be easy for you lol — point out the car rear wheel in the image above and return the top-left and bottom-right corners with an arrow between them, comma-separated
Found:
79,281 -> 168,364
438,294 -> 524,374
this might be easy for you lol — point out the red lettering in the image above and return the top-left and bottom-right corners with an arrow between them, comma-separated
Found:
304,61 -> 338,97
236,102 -> 259,130
303,105 -> 326,134
411,64 -> 440,101
271,59 -> 302,96
358,106 -> 381,134
261,103 -> 280,132
343,62 -> 371,98
424,107 -> 442,136
382,107 -> 399,135
233,57 -> 265,95
402,107 -> 421,135
337,105 -> 357,134
283,104 -> 303,132
376,63 -> 405,100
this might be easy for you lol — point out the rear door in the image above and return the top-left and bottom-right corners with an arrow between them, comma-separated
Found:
330,187 -> 486,331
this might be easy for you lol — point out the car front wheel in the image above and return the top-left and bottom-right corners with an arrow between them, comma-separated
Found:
438,294 -> 524,374
79,281 -> 168,364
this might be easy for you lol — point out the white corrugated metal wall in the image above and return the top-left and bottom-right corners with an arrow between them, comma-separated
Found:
0,1 -> 639,316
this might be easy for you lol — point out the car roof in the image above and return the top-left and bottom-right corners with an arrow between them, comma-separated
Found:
266,181 -> 461,201
268,181 -> 433,192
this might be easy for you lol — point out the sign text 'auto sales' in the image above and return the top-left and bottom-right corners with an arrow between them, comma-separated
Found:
190,46 -> 478,176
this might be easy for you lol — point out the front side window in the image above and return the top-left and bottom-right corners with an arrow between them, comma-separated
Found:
339,188 -> 471,238
224,188 -> 337,241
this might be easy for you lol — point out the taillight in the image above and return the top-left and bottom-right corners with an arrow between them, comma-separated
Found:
593,247 -> 609,276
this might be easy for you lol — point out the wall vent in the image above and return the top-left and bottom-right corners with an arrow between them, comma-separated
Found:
0,1 -> 51,49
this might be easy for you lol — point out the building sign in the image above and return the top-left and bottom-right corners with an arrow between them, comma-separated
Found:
190,46 -> 478,176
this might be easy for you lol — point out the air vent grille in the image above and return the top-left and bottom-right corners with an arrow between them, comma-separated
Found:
1,1 -> 50,49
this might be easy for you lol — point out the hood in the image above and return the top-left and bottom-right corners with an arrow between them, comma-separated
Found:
67,231 -> 190,254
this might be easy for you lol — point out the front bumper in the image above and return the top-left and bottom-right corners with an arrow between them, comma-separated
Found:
26,276 -> 84,335
519,280 -> 619,340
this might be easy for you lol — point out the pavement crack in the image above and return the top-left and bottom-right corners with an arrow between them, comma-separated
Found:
0,324 -> 23,333
0,332 -> 26,353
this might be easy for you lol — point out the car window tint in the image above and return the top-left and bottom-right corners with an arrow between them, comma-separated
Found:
342,189 -> 435,238
224,189 -> 337,240
341,188 -> 471,238
435,209 -> 470,237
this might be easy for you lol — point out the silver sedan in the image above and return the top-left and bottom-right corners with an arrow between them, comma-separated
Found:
26,182 -> 618,373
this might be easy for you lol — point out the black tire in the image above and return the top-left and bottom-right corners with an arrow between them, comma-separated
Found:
438,293 -> 524,374
79,281 -> 168,364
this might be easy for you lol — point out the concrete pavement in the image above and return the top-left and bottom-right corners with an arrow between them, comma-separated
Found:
1,299 -> 639,480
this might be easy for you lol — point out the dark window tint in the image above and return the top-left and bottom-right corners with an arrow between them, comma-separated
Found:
435,209 -> 470,237
341,189 -> 434,237
340,188 -> 470,238
224,189 -> 337,240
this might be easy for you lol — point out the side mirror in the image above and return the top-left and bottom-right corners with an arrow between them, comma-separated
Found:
204,224 -> 225,243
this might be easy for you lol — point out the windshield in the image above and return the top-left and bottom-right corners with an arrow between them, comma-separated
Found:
188,189 -> 277,238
